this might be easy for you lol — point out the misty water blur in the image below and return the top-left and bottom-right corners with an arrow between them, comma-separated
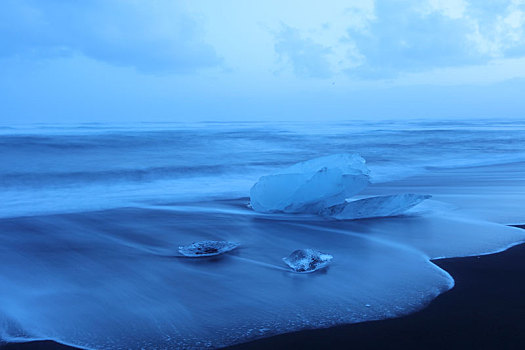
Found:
1,120 -> 525,349
2,119 -> 525,218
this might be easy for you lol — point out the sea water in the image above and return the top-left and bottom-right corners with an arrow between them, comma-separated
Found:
1,120 -> 524,349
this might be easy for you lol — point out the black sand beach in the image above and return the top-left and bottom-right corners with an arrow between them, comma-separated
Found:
2,226 -> 524,350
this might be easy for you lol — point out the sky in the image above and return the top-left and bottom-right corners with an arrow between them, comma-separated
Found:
1,0 -> 525,123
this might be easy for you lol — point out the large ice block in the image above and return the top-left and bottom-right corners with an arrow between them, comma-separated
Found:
250,154 -> 370,213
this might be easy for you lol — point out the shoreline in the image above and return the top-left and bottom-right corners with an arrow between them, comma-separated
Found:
227,225 -> 525,350
2,226 -> 524,350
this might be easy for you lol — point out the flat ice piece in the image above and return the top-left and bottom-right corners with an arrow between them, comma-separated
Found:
283,249 -> 333,273
250,154 -> 370,213
321,194 -> 431,220
178,240 -> 239,257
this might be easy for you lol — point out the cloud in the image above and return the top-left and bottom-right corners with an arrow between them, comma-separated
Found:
274,25 -> 334,78
0,0 -> 221,73
420,0 -> 468,19
343,1 -> 377,33
467,0 -> 525,57
338,0 -> 525,78
269,0 -> 525,80
2,0 -> 524,84
344,0 -> 482,78
271,2 -> 374,79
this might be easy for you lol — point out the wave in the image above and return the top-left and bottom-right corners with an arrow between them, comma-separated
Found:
1,119 -> 525,218
0,165 -> 233,188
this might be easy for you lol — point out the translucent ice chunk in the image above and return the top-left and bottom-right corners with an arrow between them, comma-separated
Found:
282,249 -> 333,273
321,194 -> 431,220
178,240 -> 239,257
250,154 -> 370,213
276,153 -> 370,176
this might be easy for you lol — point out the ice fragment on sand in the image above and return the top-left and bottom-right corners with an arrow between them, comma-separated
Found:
283,249 -> 333,273
321,194 -> 431,220
178,240 -> 239,257
250,154 -> 370,213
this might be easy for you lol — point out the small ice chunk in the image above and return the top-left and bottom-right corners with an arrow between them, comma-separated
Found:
321,194 -> 431,220
250,154 -> 370,213
178,240 -> 239,257
283,249 -> 333,273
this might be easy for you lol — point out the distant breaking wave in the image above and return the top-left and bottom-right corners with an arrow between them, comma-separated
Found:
1,120 -> 525,218
0,165 -> 234,187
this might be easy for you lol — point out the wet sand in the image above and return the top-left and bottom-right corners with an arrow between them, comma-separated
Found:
2,226 -> 524,350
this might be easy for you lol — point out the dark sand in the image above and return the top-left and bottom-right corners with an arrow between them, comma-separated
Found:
2,226 -> 525,350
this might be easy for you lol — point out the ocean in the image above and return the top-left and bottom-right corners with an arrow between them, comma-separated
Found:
1,120 -> 525,349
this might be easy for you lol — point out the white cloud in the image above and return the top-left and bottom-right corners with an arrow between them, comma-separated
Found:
421,0 -> 468,19
0,0 -> 221,73
465,1 -> 525,57
274,25 -> 334,78
2,0 -> 525,85
184,0 -> 374,79
344,1 -> 377,33
268,1 -> 374,77
337,0 -> 525,79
